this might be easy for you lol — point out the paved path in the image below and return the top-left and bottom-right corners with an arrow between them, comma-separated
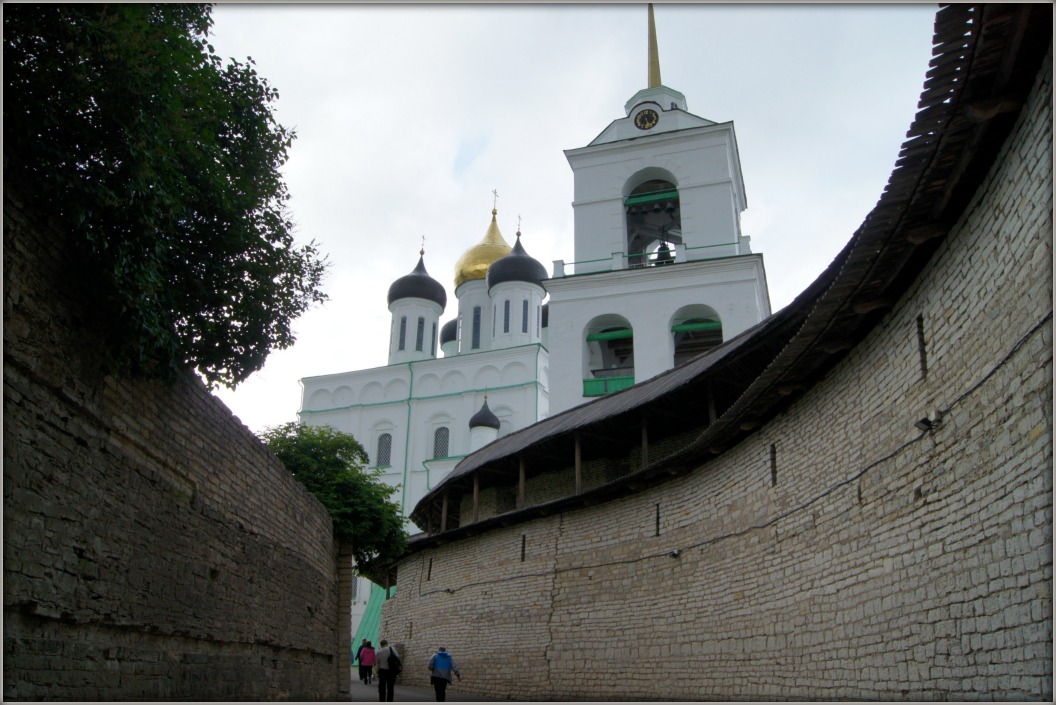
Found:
348,677 -> 498,702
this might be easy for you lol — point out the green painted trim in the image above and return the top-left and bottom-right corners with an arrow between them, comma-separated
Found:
300,379 -> 545,415
299,345 -> 548,415
583,375 -> 635,396
671,321 -> 722,332
586,328 -> 633,342
623,188 -> 678,206
401,362 -> 414,514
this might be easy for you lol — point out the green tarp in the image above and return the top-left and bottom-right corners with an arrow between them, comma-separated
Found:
351,582 -> 396,655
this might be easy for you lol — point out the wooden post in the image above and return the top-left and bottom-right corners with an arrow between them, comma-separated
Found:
574,431 -> 582,494
641,414 -> 649,468
518,455 -> 526,508
440,490 -> 449,532
473,473 -> 480,523
707,380 -> 717,424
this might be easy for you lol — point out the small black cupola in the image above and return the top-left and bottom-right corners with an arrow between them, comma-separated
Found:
486,232 -> 548,290
468,398 -> 501,430
439,319 -> 457,346
388,254 -> 448,309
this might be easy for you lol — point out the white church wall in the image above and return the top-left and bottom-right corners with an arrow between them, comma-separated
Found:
300,344 -> 549,526
547,256 -> 768,414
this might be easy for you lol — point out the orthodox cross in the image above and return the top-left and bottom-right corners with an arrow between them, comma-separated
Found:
420,234 -> 426,256
492,189 -> 499,210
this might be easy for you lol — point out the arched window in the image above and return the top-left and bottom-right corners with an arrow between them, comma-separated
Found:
503,300 -> 510,333
376,433 -> 392,467
625,177 -> 681,268
472,306 -> 482,349
522,299 -> 529,333
431,322 -> 437,356
672,307 -> 723,366
415,316 -> 425,352
432,427 -> 450,459
398,316 -> 407,351
583,315 -> 635,397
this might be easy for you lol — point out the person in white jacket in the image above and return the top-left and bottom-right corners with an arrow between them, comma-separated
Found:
375,640 -> 400,702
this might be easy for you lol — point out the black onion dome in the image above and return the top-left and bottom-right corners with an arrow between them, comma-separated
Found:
387,255 -> 447,309
468,399 -> 501,430
486,235 -> 548,290
440,319 -> 457,345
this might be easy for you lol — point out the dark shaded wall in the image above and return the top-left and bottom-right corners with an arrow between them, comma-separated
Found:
4,188 -> 344,700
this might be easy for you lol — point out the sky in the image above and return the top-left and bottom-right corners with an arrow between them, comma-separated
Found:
207,2 -> 940,435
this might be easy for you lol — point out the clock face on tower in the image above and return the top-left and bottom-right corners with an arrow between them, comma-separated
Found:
634,108 -> 659,130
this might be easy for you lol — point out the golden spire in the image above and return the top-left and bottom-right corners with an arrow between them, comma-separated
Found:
647,3 -> 662,88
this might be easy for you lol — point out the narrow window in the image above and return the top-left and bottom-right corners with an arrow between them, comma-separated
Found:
398,317 -> 407,351
376,433 -> 392,467
520,534 -> 527,562
536,306 -> 541,337
769,444 -> 778,487
522,299 -> 529,333
431,322 -> 437,356
433,427 -> 450,459
916,314 -> 928,378
427,558 -> 433,581
655,503 -> 661,536
415,316 -> 425,352
504,300 -> 510,333
472,307 -> 481,349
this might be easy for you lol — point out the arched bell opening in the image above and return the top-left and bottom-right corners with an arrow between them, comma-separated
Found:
583,314 -> 635,397
671,305 -> 723,367
625,176 -> 681,268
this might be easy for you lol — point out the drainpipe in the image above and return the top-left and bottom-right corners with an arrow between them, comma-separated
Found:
401,361 -> 415,515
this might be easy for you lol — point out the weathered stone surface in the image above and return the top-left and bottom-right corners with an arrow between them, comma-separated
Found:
3,185 -> 344,698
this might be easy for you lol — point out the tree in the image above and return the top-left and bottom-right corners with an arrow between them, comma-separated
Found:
4,4 -> 328,387
260,423 -> 407,566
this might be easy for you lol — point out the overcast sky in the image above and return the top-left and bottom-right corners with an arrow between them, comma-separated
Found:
207,2 -> 939,435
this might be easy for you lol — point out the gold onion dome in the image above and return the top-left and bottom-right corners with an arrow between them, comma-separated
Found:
453,208 -> 512,289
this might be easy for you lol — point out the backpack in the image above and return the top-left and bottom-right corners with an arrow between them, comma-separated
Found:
388,648 -> 402,675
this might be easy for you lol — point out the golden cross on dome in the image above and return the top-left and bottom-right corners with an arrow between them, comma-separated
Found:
492,189 -> 499,210
517,214 -> 523,233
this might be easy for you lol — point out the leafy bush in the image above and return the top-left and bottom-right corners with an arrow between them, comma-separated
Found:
4,4 -> 328,387
261,423 -> 407,565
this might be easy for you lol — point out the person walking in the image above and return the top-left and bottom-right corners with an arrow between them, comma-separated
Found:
375,639 -> 401,702
426,645 -> 461,702
358,640 -> 376,685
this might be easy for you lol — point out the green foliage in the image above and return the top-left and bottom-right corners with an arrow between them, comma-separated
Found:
4,4 -> 328,387
260,423 -> 407,565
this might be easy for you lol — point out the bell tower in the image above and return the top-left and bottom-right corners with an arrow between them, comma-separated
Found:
546,3 -> 771,415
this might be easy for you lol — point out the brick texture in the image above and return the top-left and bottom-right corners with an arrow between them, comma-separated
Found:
3,187 -> 347,699
378,48 -> 1053,701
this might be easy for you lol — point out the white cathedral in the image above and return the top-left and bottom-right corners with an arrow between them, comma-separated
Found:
298,5 -> 771,638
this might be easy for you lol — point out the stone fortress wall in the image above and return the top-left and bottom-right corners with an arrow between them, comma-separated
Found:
3,188 -> 348,699
377,46 -> 1053,701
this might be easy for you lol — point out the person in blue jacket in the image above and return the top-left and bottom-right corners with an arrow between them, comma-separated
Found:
426,645 -> 461,702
